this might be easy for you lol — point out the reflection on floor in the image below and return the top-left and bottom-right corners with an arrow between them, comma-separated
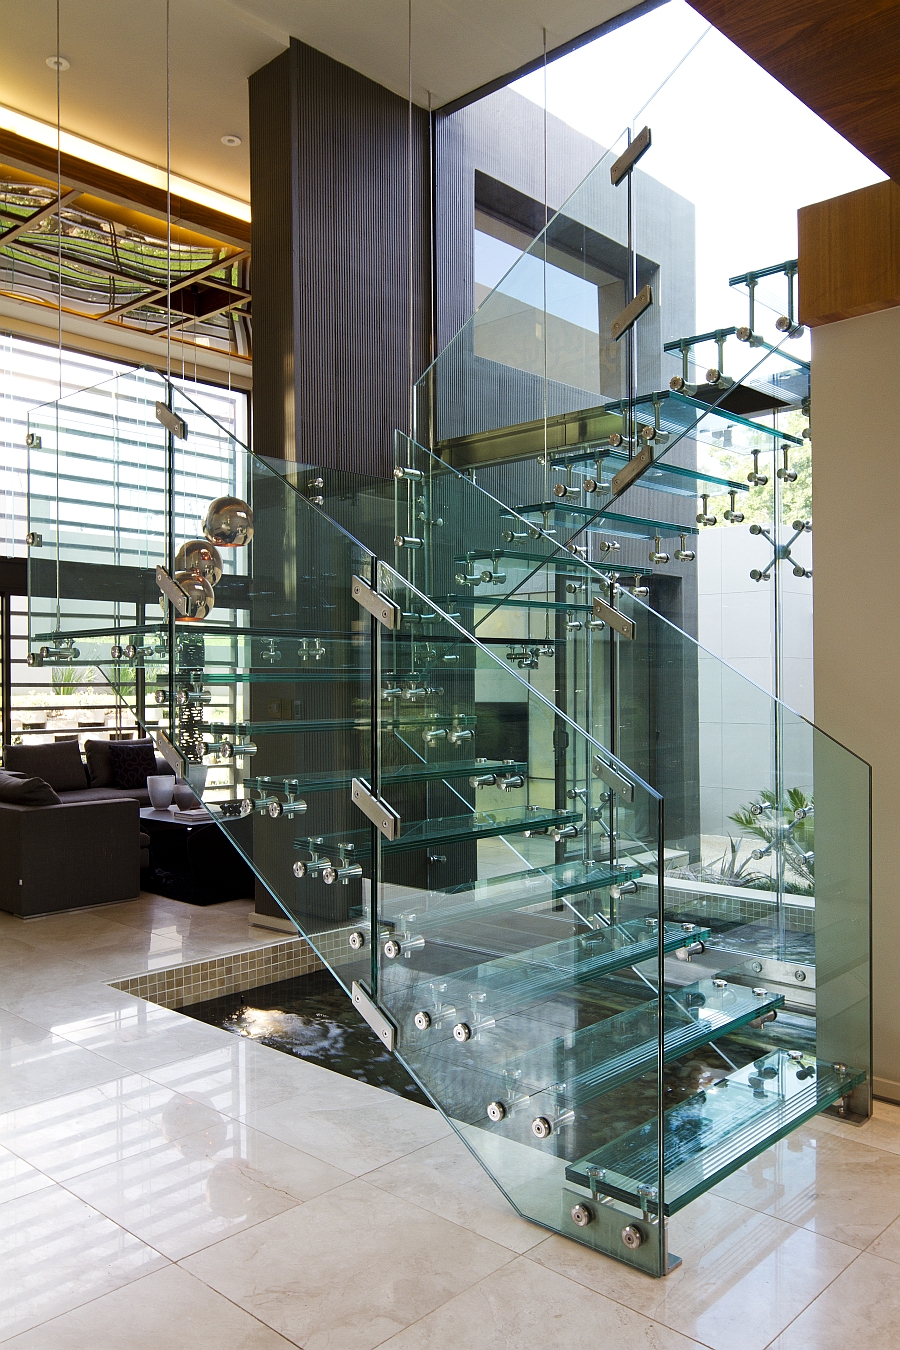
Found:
0,891 -> 898,1348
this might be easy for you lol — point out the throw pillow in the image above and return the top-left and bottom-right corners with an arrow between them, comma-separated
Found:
0,769 -> 60,806
84,738 -> 115,787
108,740 -> 158,790
3,740 -> 88,791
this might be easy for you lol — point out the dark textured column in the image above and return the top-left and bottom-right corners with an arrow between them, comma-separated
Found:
249,38 -> 431,477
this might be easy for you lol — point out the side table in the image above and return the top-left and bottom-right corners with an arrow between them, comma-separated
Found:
140,807 -> 256,905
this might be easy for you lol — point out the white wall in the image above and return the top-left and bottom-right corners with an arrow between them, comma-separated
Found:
813,306 -> 900,1100
696,526 -> 814,840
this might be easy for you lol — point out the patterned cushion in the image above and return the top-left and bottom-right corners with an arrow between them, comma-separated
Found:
108,740 -> 158,790
0,769 -> 60,805
85,737 -> 156,787
3,740 -> 88,791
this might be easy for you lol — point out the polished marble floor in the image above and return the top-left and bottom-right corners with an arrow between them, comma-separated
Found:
0,892 -> 898,1348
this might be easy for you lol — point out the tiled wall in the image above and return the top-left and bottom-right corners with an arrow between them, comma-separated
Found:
109,927 -> 355,1009
662,884 -> 814,933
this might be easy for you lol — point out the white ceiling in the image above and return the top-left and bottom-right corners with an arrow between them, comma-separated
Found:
0,0 -> 640,202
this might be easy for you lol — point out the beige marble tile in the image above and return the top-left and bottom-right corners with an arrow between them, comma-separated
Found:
530,1192 -> 856,1350
0,1180 -> 166,1340
243,1077 -> 451,1175
0,1265 -> 296,1349
0,1009 -> 132,1112
813,1098 -> 900,1156
2,981 -> 144,1031
144,1038 -> 336,1118
0,1079 -> 199,1182
375,1253 -> 704,1350
867,1213 -> 900,1265
63,1116 -> 350,1261
712,1119 -> 900,1248
53,1000 -> 234,1071
0,935 -> 48,968
0,1143 -> 54,1202
768,1251 -> 899,1349
80,894 -> 191,933
182,1178 -> 514,1350
7,911 -> 143,953
364,1132 -> 546,1254
0,954 -> 99,1005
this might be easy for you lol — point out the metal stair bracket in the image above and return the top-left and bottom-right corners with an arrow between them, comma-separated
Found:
592,753 -> 635,803
611,285 -> 653,341
612,442 -> 653,495
155,728 -> 187,778
610,125 -> 652,185
351,982 -> 396,1051
154,401 -> 187,440
593,595 -> 635,640
155,565 -> 190,616
352,574 -> 400,629
351,777 -> 401,841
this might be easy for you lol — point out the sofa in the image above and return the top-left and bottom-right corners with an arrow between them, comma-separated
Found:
0,738 -> 173,918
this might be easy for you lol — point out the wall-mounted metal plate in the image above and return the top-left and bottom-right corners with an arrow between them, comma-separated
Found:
611,443 -> 653,495
610,126 -> 652,186
154,402 -> 188,440
352,575 -> 400,630
351,982 -> 396,1051
592,753 -> 635,803
592,596 -> 635,641
611,285 -> 653,341
155,565 -> 189,616
351,777 -> 401,840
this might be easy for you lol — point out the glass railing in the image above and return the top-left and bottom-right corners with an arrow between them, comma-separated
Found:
22,366 -> 869,1278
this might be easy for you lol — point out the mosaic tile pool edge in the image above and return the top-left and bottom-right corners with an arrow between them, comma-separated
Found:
108,927 -> 355,1009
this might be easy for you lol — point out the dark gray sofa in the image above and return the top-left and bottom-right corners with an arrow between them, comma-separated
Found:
0,739 -> 174,917
0,796 -> 142,917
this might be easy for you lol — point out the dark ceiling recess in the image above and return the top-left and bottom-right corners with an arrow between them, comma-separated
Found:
690,0 -> 900,183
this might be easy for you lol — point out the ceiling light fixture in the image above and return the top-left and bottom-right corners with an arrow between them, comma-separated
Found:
221,135 -> 242,147
0,102 -> 250,222
45,56 -> 70,70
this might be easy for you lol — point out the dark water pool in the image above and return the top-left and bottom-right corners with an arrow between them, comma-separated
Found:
183,968 -> 431,1106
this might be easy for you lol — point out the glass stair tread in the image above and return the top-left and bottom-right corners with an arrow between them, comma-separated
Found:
547,450 -> 750,499
489,979 -> 785,1108
456,549 -> 597,570
295,805 -> 582,857
401,922 -> 712,1026
245,759 -> 526,794
203,713 -> 476,736
383,862 -> 642,935
197,669 -> 368,683
566,1054 -> 865,1216
514,504 -> 699,539
438,595 -> 594,613
602,389 -> 804,446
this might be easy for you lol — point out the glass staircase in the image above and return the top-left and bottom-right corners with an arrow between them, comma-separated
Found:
21,356 -> 869,1277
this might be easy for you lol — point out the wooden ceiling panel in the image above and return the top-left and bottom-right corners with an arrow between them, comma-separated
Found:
690,0 -> 900,182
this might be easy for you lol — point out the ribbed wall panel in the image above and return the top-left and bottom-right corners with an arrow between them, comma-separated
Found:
250,39 -> 430,478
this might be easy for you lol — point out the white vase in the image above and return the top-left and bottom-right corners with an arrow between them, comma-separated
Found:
147,774 -> 174,810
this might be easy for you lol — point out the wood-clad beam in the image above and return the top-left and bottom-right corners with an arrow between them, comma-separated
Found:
690,0 -> 900,183
798,180 -> 900,325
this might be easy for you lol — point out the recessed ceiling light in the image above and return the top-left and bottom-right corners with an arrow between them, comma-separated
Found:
46,56 -> 70,71
221,135 -> 242,147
